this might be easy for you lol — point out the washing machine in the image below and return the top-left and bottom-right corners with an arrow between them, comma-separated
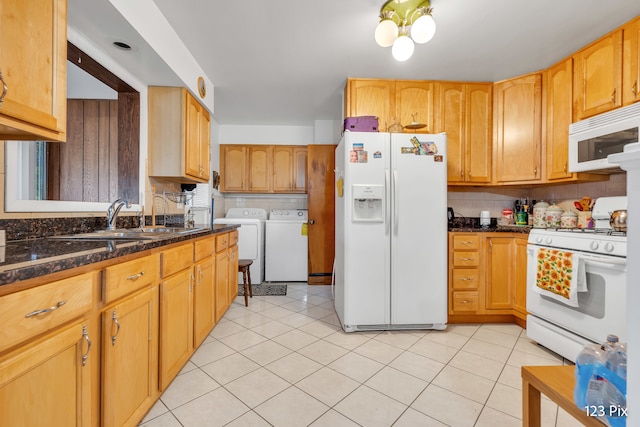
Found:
265,209 -> 308,282
213,208 -> 267,284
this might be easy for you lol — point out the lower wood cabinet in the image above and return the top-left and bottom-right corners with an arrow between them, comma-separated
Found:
448,232 -> 528,325
0,231 -> 240,426
102,287 -> 158,427
0,318 -> 94,427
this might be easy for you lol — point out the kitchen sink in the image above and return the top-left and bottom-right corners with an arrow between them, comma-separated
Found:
50,227 -> 209,241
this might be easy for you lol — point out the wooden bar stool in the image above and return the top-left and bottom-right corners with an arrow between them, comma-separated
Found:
238,259 -> 253,307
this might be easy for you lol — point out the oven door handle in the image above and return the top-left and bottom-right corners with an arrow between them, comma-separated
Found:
581,255 -> 627,269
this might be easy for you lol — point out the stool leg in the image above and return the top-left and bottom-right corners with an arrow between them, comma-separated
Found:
242,269 -> 249,307
247,267 -> 253,298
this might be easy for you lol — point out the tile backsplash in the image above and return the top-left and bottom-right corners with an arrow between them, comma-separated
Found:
448,173 -> 627,219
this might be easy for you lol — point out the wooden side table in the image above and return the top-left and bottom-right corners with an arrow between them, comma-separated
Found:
522,365 -> 606,426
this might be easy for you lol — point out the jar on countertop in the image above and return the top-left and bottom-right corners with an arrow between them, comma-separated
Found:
545,204 -> 563,228
532,200 -> 549,228
561,211 -> 578,229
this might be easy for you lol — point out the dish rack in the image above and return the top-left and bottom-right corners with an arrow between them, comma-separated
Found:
153,191 -> 195,227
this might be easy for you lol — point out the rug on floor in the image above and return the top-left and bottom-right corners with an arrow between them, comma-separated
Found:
238,283 -> 287,296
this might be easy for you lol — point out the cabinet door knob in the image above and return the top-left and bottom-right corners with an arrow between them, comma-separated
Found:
111,311 -> 121,346
632,80 -> 638,98
82,325 -> 92,366
611,88 -> 616,104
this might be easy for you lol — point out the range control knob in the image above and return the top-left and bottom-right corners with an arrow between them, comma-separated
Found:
604,242 -> 615,253
242,210 -> 249,216
535,236 -> 543,244
590,241 -> 600,251
545,237 -> 552,245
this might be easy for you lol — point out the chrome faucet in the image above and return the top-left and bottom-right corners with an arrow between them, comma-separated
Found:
106,198 -> 131,230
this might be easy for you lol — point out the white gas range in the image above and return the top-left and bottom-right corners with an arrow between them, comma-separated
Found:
526,197 -> 628,362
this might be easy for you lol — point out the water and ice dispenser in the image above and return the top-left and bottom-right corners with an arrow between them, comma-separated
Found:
352,185 -> 384,222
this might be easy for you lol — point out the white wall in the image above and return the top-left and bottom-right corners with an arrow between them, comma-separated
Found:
219,124 -> 314,146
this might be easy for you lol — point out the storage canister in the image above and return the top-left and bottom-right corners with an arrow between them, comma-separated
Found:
532,200 -> 549,228
545,204 -> 563,228
560,211 -> 578,228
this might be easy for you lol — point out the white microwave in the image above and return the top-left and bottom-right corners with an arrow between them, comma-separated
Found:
569,102 -> 640,172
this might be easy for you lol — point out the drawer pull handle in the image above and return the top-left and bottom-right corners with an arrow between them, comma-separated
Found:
461,241 -> 473,244
127,271 -> 145,281
460,257 -> 474,261
111,311 -> 120,346
82,325 -> 92,366
459,277 -> 473,281
460,300 -> 471,304
25,300 -> 67,318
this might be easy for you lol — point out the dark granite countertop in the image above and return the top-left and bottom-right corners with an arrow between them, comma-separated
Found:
0,224 -> 239,287
448,225 -> 532,234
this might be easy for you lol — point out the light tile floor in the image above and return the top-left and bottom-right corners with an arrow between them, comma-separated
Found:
140,284 -> 584,427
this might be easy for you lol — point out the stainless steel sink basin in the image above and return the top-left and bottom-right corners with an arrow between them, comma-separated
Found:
51,227 -> 209,241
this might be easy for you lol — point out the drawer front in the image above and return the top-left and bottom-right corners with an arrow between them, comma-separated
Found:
453,251 -> 480,267
452,269 -> 479,289
452,291 -> 479,312
216,233 -> 229,253
0,272 -> 95,353
194,237 -> 215,261
229,230 -> 238,246
160,243 -> 194,278
104,254 -> 158,303
453,235 -> 479,250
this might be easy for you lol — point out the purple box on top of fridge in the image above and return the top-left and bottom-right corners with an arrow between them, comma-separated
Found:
344,116 -> 379,132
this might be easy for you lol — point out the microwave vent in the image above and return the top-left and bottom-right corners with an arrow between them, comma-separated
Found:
570,102 -> 640,134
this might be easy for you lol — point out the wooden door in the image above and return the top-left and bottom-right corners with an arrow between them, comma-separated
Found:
513,236 -> 528,319
159,269 -> 193,390
436,83 -> 465,183
193,257 -> 215,348
0,320 -> 92,427
307,145 -> 335,285
272,146 -> 293,192
395,80 -> 434,132
574,30 -> 623,120
102,287 -> 158,427
485,237 -> 513,311
623,17 -> 640,106
465,84 -> 492,183
494,73 -> 542,183
546,58 -> 574,180
185,92 -> 202,179
0,0 -> 67,142
215,250 -> 229,321
220,145 -> 247,191
248,146 -> 272,192
293,147 -> 308,192
345,79 -> 394,130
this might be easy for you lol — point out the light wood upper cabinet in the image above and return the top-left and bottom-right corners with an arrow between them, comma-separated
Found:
436,83 -> 492,184
248,146 -> 272,192
148,86 -> 211,183
546,58 -> 574,180
493,72 -> 542,183
220,145 -> 247,191
573,30 -> 623,120
220,144 -> 308,193
395,80 -> 434,132
344,78 -> 433,132
0,0 -> 67,142
623,16 -> 640,106
344,79 -> 394,129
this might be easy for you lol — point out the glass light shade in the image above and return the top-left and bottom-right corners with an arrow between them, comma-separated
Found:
391,34 -> 414,61
375,19 -> 398,47
410,14 -> 436,44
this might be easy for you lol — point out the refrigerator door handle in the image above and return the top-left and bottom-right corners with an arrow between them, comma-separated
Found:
385,169 -> 390,235
393,169 -> 399,235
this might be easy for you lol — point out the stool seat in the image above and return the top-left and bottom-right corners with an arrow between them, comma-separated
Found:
238,259 -> 253,306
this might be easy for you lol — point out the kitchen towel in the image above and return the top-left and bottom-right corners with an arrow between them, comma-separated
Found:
533,247 -> 586,307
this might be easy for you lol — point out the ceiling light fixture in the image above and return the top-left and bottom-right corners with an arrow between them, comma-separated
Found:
375,0 -> 436,62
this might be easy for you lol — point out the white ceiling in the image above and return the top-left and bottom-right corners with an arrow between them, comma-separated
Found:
69,0 -> 640,126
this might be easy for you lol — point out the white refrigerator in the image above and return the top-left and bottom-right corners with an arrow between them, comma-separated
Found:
334,131 -> 448,332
